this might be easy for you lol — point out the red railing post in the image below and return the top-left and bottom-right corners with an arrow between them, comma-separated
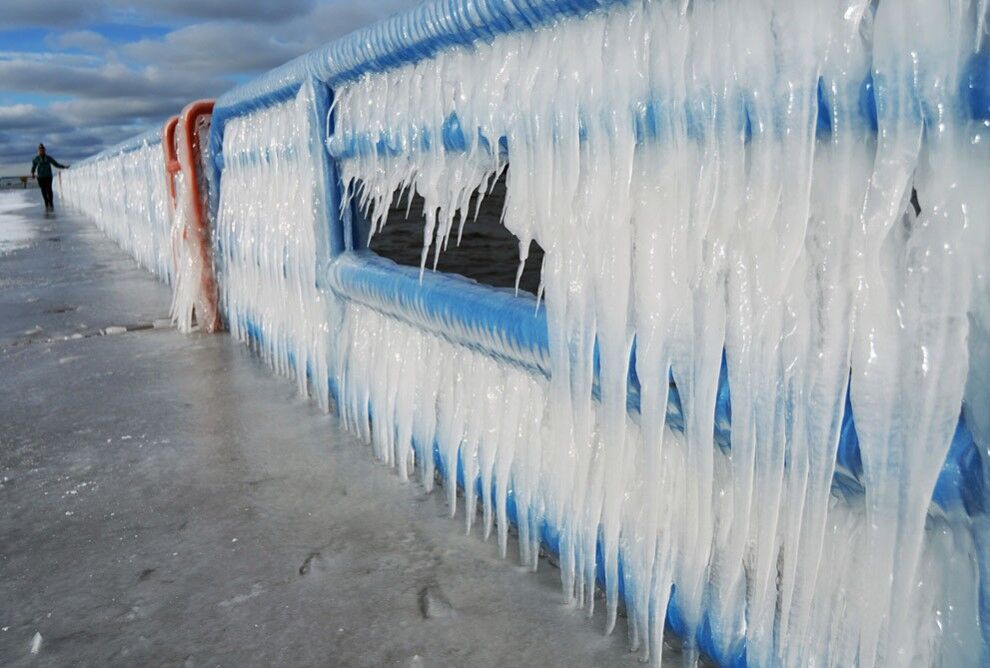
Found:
162,116 -> 180,206
172,100 -> 221,333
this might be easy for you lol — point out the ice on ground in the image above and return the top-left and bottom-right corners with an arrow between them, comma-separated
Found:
0,191 -> 38,255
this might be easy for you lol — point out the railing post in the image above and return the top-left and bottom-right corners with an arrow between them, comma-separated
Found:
162,116 -> 180,206
174,100 -> 221,333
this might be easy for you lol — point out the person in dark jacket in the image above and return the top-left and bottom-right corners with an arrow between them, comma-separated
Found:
31,144 -> 69,212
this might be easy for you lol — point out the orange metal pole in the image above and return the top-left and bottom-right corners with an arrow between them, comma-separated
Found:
176,100 -> 220,333
162,116 -> 180,206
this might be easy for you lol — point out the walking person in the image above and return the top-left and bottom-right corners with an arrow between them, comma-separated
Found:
31,144 -> 69,213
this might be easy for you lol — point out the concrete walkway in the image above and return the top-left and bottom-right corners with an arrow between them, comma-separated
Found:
0,193 -> 659,666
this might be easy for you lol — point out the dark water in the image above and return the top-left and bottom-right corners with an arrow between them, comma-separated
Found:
368,171 -> 545,296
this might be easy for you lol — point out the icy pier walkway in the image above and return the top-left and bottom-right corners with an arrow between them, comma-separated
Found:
0,198 -> 648,666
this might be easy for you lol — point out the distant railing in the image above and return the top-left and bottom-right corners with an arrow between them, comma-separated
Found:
0,176 -> 35,189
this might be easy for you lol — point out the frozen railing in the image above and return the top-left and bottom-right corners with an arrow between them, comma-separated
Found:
59,128 -> 174,282
64,1 -> 990,665
61,101 -> 220,332
210,82 -> 335,406
169,100 -> 221,333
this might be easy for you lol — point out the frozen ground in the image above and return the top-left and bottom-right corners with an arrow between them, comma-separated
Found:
0,192 -> 38,257
0,191 -> 660,666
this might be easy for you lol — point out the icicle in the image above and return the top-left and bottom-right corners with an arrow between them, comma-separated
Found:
212,80 -> 331,408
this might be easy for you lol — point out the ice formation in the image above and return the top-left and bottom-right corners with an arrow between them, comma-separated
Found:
170,108 -> 221,333
215,81 -> 332,407
59,137 -> 174,282
55,0 -> 989,663
61,111 -> 221,334
331,1 -> 990,665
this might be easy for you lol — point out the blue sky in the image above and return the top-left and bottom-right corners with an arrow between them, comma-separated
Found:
0,0 -> 422,173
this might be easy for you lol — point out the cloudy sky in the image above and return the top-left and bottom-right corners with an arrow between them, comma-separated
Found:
0,0 -> 422,174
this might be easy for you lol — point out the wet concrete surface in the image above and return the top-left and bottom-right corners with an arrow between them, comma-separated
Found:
0,193 -> 659,666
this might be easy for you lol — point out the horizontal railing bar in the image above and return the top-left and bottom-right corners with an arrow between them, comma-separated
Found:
326,250 -> 982,513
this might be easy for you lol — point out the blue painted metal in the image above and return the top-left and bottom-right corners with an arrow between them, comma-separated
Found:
322,67 -> 980,164
326,251 -> 550,375
306,79 -> 347,258
326,251 -> 981,516
206,80 -> 303,227
962,45 -> 990,121
213,0 -> 634,119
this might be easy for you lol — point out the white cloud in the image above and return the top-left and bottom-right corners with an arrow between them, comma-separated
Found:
0,0 -> 424,174
44,30 -> 111,53
0,56 -> 226,101
130,0 -> 318,23
122,22 -> 303,77
0,104 -> 111,173
0,0 -> 99,28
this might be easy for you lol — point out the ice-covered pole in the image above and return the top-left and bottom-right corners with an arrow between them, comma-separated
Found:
170,99 -> 221,334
